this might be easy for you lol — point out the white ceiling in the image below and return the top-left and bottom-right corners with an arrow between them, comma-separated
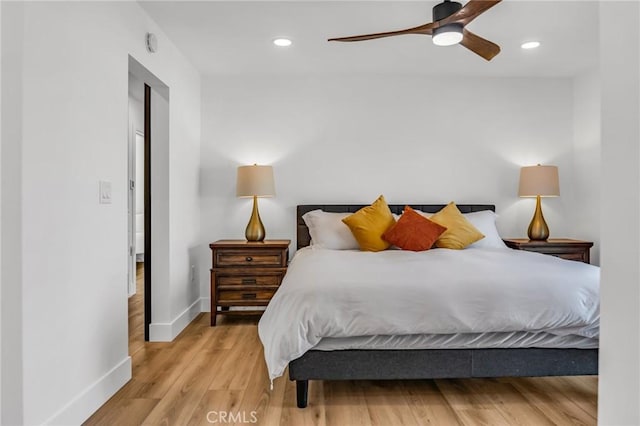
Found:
139,1 -> 599,77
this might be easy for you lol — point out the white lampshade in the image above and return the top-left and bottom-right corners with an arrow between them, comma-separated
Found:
518,165 -> 560,197
236,165 -> 275,198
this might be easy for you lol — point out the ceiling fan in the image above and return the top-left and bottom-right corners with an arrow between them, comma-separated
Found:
328,0 -> 502,61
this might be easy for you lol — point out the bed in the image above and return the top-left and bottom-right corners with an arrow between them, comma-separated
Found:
258,204 -> 599,408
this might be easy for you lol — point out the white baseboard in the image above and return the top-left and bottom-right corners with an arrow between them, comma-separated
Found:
44,356 -> 132,425
149,297 -> 202,342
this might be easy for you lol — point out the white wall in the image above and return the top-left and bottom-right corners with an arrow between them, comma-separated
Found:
572,70 -> 601,265
1,2 -> 25,424
598,2 -> 640,424
199,74 -> 588,301
1,1 -> 201,424
0,0 -> 2,417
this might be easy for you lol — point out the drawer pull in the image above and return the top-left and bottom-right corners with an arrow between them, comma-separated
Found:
242,293 -> 257,299
242,278 -> 257,284
245,256 -> 253,262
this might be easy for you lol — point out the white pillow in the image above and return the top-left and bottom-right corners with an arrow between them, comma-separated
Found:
463,210 -> 508,250
302,210 -> 359,250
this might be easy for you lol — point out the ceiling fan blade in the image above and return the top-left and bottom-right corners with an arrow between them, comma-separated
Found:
328,22 -> 434,42
441,0 -> 501,26
460,29 -> 500,61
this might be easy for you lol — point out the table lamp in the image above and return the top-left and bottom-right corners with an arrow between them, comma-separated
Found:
236,165 -> 275,242
518,165 -> 559,241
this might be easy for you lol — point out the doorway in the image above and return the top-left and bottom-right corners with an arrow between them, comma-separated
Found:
127,56 -> 170,346
127,73 -> 149,348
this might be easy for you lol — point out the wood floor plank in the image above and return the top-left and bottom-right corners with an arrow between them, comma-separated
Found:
208,326 -> 262,391
506,377 -> 597,425
456,408 -> 513,426
187,390 -> 244,426
248,366 -> 287,426
84,398 -> 159,426
401,380 -> 462,425
323,380 -> 372,426
233,350 -> 283,422
457,379 -> 556,426
435,379 -> 495,410
279,378 -> 327,426
531,376 -> 598,421
140,345 -> 225,425
361,380 -> 423,426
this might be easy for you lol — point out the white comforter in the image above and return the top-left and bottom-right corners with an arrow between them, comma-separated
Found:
258,247 -> 600,381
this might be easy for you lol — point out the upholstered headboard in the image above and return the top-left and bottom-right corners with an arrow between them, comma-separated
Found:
296,204 -> 495,250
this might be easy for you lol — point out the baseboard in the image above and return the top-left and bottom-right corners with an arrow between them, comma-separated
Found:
149,297 -> 202,342
43,356 -> 131,425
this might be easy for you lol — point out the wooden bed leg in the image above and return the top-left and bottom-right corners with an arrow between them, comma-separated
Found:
296,380 -> 308,408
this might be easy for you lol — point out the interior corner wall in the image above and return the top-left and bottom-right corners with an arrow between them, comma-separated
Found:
598,1 -> 640,424
572,70 -> 601,265
8,2 -> 201,424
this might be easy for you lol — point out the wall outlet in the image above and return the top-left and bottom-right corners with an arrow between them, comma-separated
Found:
190,265 -> 195,282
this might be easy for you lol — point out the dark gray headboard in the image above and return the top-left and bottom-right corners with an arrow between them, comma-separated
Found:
296,204 -> 495,250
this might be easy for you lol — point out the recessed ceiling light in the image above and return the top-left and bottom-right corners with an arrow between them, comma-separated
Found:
273,38 -> 292,47
521,41 -> 541,50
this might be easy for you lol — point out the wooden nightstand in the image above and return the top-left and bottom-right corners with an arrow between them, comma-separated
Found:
209,239 -> 290,326
502,238 -> 593,264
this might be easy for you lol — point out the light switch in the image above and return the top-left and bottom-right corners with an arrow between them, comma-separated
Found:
99,181 -> 112,204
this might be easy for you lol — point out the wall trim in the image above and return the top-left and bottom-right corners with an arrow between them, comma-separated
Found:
149,297 -> 202,342
43,356 -> 131,425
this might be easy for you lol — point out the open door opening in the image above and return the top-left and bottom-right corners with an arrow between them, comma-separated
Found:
127,73 -> 150,348
127,56 -> 169,347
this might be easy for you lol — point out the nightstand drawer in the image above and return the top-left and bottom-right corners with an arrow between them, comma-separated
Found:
218,289 -> 277,303
554,252 -> 587,262
214,250 -> 284,267
217,275 -> 282,286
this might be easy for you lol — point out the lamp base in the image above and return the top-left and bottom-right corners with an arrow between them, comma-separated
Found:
527,195 -> 550,241
245,195 -> 266,242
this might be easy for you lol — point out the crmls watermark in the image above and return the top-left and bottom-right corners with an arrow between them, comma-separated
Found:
206,410 -> 258,424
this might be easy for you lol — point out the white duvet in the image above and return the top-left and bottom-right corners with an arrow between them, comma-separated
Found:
258,247 -> 600,382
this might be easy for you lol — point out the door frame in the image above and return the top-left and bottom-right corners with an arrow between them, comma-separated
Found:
143,83 -> 152,341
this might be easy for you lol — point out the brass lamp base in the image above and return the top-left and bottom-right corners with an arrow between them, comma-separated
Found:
245,195 -> 266,242
527,195 -> 550,241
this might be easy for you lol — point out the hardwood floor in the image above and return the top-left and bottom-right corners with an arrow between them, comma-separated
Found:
85,304 -> 597,426
129,262 -> 145,356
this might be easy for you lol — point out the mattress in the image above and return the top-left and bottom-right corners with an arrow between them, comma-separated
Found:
313,331 -> 598,351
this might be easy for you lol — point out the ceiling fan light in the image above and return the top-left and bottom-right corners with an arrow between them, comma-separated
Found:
432,23 -> 463,47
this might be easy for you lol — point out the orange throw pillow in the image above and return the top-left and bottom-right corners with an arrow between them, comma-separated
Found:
382,206 -> 447,251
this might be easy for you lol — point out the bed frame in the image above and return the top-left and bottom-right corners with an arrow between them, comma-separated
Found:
289,204 -> 598,408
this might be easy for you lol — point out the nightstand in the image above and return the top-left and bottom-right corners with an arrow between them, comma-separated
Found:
502,238 -> 593,264
209,239 -> 290,326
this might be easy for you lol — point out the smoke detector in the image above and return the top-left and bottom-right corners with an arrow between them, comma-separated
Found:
146,33 -> 158,53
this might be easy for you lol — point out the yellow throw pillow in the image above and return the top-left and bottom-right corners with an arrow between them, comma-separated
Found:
429,202 -> 485,249
342,195 -> 396,252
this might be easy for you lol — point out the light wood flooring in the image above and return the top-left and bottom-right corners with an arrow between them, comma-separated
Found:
85,267 -> 597,425
129,262 -> 145,356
